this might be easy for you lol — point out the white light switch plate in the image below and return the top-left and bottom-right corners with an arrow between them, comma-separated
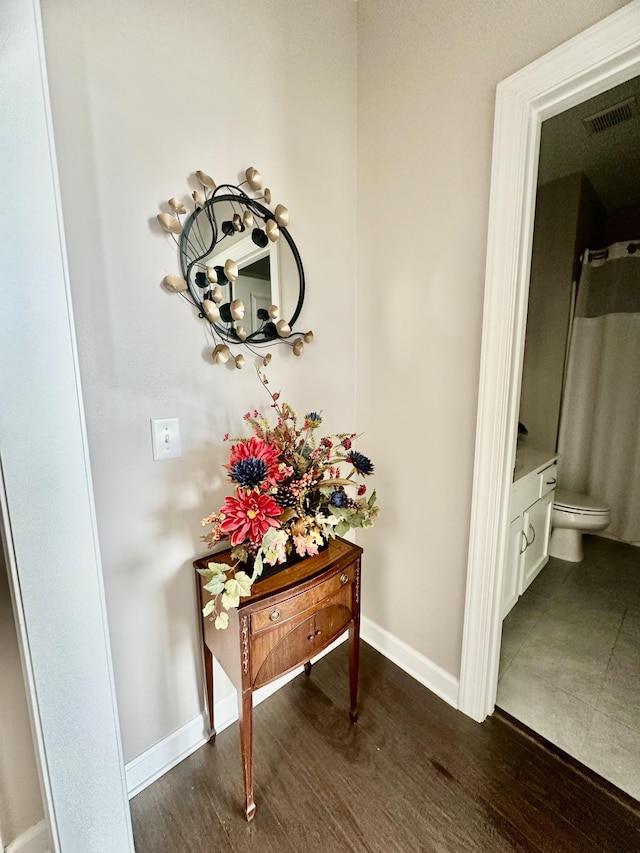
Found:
151,418 -> 182,460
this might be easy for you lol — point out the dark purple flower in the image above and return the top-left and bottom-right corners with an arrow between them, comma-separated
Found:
330,489 -> 349,508
230,457 -> 268,488
347,450 -> 375,476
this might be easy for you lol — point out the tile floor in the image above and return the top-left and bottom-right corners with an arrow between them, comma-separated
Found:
497,534 -> 640,800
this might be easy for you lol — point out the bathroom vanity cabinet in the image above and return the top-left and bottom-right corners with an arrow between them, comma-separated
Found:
502,451 -> 558,618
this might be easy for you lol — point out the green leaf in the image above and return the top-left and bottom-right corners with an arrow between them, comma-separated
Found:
214,612 -> 229,630
197,562 -> 228,583
261,528 -> 279,549
329,506 -> 348,520
221,591 -> 240,610
232,571 -> 253,598
261,528 -> 289,568
196,567 -> 213,580
202,599 -> 217,617
204,576 -> 225,596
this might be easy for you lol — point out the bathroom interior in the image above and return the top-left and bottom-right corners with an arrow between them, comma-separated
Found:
496,74 -> 640,800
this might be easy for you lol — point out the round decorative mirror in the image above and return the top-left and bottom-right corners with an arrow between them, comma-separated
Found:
156,168 -> 313,368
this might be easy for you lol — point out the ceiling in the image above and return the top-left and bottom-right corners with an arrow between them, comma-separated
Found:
538,74 -> 640,213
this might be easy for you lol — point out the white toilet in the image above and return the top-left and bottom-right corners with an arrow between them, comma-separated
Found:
549,488 -> 611,562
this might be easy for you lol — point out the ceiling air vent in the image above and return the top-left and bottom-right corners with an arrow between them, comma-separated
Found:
582,97 -> 638,135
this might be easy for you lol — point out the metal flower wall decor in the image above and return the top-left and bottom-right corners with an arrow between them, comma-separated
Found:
155,167 -> 313,369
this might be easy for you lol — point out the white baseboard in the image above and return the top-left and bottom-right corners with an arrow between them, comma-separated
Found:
125,633 -> 347,799
125,711 -> 210,799
5,819 -> 51,853
360,616 -> 459,708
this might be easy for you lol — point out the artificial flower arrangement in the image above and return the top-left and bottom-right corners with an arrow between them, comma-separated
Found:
198,370 -> 379,629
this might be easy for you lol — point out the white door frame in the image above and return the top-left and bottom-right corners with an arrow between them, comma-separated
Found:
458,1 -> 640,722
1,0 -> 134,848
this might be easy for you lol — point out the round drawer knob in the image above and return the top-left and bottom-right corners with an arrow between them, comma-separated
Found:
340,573 -> 349,584
269,608 -> 281,622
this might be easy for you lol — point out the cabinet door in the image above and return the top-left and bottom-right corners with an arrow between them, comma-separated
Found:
252,602 -> 352,688
503,517 -> 526,619
521,491 -> 554,593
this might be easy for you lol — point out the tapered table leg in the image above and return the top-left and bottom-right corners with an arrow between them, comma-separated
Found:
203,644 -> 216,742
349,617 -> 360,724
238,688 -> 256,821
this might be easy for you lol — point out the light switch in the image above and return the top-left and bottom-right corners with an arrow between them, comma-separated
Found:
151,417 -> 182,460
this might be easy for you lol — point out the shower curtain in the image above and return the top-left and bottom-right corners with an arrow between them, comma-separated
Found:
557,240 -> 640,545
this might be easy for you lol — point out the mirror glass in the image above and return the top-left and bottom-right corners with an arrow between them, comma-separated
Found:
179,194 -> 304,343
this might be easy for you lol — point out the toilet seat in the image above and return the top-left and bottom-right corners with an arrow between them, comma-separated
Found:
553,489 -> 609,515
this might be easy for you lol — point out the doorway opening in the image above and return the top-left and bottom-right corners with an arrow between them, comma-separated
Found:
495,75 -> 640,799
459,2 -> 640,728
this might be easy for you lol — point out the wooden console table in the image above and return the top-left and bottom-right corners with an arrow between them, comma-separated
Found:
194,537 -> 363,821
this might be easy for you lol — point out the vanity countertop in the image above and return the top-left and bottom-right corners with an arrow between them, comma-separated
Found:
514,446 -> 558,482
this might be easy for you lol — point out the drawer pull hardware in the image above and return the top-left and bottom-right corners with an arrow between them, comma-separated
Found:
269,609 -> 281,622
520,523 -> 536,552
527,523 -> 535,546
546,478 -> 557,485
315,629 -> 322,636
307,633 -> 314,641
340,573 -> 349,584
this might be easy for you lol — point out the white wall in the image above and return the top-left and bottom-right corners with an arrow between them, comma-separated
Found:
356,0 -> 630,678
40,0 -> 357,763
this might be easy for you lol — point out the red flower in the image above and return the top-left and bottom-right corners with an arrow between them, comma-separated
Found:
219,490 -> 282,546
358,484 -> 367,496
226,437 -> 286,487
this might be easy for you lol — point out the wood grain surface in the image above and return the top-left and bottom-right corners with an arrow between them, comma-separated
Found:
131,642 -> 640,852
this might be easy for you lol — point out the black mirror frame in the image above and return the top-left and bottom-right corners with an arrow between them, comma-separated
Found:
155,169 -> 313,369
178,189 -> 305,344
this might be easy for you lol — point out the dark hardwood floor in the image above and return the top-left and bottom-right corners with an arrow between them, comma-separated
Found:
131,642 -> 640,852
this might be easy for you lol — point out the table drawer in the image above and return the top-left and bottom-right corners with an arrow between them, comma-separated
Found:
251,562 -> 356,633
